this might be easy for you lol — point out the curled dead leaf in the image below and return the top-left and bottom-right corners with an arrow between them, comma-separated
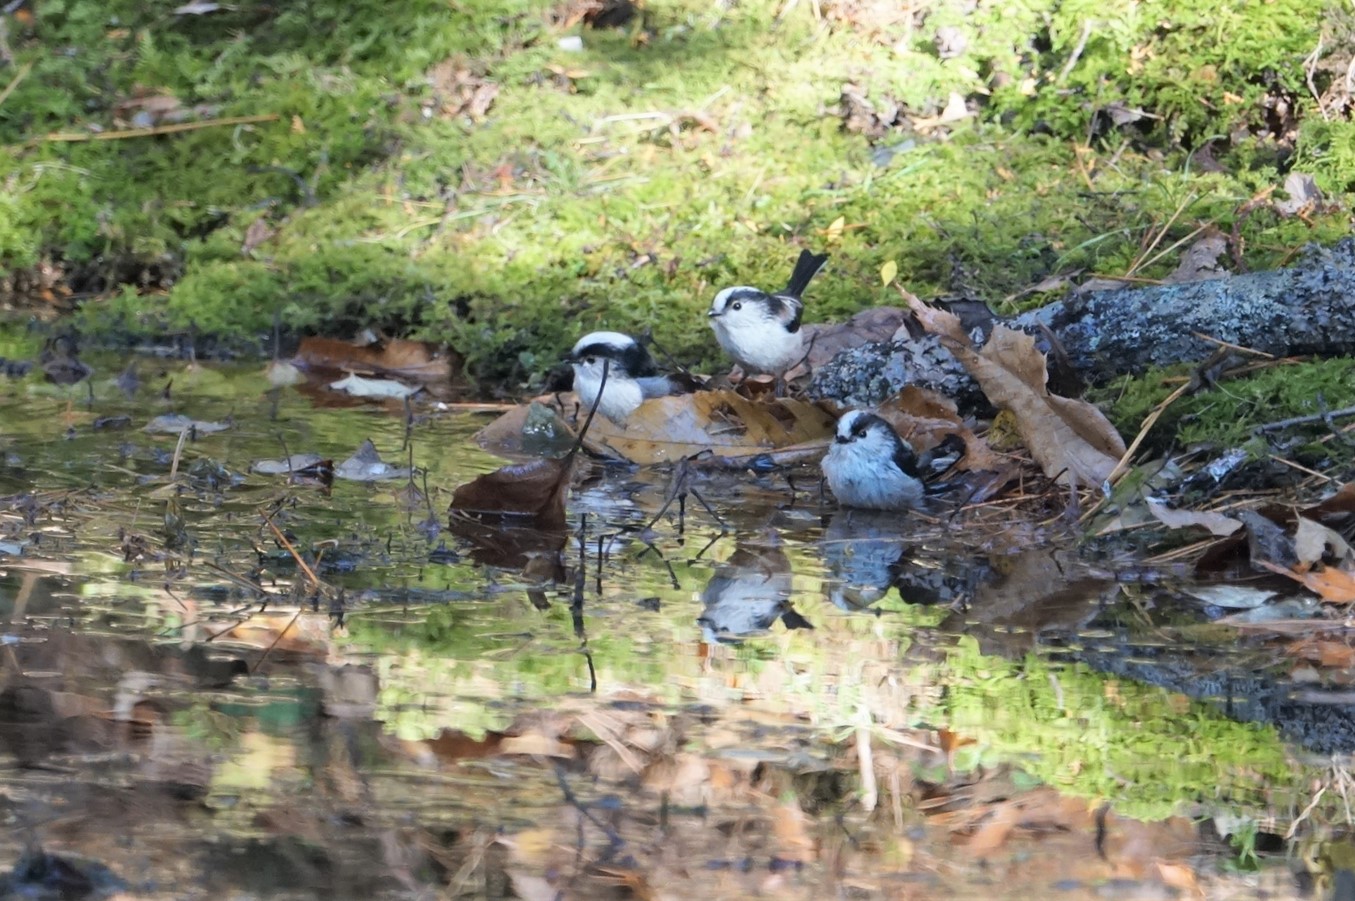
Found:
904,292 -> 1124,486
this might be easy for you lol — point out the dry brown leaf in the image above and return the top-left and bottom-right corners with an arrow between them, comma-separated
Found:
292,335 -> 455,381
1165,229 -> 1228,283
905,293 -> 1124,486
1146,499 -> 1242,536
1260,559 -> 1355,604
499,732 -> 577,758
586,390 -> 837,465
793,306 -> 910,375
874,387 -> 1004,471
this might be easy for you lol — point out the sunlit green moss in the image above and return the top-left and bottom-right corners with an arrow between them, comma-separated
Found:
0,0 -> 1347,386
1093,358 -> 1355,458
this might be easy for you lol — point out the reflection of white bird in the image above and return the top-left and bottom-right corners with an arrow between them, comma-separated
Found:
707,250 -> 829,386
565,332 -> 694,424
821,509 -> 910,611
822,410 -> 927,511
821,510 -> 981,611
698,535 -> 812,640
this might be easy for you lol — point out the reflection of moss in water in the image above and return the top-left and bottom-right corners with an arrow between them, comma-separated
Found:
938,636 -> 1296,820
350,589 -> 1304,821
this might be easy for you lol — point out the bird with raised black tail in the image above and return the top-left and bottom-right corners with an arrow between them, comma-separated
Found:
564,331 -> 698,425
821,410 -> 929,511
707,249 -> 829,392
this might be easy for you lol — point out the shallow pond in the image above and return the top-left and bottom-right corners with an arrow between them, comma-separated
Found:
0,361 -> 1343,899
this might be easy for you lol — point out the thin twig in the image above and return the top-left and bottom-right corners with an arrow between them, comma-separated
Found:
1126,193 -> 1196,277
1190,332 -> 1276,359
263,515 -> 321,588
0,59 -> 33,110
169,425 -> 192,479
1080,380 -> 1192,525
1057,20 -> 1094,84
43,113 -> 279,143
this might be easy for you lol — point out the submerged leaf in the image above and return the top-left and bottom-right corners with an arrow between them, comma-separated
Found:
329,373 -> 421,399
335,439 -> 411,481
450,455 -> 576,529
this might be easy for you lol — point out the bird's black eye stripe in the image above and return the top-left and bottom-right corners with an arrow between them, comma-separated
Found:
584,356 -> 595,365
853,425 -> 867,437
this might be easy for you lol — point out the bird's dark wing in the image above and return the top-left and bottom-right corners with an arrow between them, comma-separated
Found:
782,250 -> 830,300
773,294 -> 805,332
891,438 -> 923,479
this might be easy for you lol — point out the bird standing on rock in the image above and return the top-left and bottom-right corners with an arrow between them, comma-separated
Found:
707,249 -> 829,392
821,410 -> 928,511
565,331 -> 695,425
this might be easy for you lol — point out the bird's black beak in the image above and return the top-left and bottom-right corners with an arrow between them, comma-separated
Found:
562,352 -> 577,364
835,434 -> 851,444
706,309 -> 719,318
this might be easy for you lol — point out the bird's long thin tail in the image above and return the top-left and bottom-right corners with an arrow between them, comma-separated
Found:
783,250 -> 830,299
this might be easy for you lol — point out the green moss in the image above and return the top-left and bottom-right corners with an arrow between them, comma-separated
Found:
1093,358 -> 1355,458
0,0 -> 1348,387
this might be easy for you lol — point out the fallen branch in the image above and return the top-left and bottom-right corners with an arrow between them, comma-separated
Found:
43,113 -> 280,142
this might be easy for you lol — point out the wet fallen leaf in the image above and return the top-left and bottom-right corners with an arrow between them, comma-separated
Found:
450,455 -> 576,529
1262,560 -> 1355,604
1146,498 -> 1242,536
329,373 -> 422,400
879,260 -> 898,286
214,612 -> 332,655
907,293 -> 1125,486
144,414 -> 231,434
265,359 -> 303,386
335,439 -> 411,481
292,335 -> 454,381
584,390 -> 837,464
251,454 -> 327,475
1288,638 -> 1355,668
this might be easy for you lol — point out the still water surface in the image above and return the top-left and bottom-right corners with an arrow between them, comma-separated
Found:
0,363 -> 1334,898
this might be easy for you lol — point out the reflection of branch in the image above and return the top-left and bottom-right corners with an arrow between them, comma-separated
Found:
554,762 -> 625,853
573,515 -> 598,692
644,453 -> 728,535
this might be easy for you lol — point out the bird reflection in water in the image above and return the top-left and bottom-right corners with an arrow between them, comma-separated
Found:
820,509 -> 990,611
698,532 -> 812,641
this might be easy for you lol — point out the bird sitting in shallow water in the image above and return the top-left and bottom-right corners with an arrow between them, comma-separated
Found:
821,410 -> 927,511
707,249 -> 829,392
565,331 -> 696,424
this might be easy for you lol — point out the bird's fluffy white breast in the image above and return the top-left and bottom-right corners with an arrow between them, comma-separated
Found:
709,309 -> 803,374
572,360 -> 644,423
823,432 -> 925,510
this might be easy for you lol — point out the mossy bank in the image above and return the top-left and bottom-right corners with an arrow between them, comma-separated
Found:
0,0 -> 1351,393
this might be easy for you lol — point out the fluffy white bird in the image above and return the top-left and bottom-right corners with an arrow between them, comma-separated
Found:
821,410 -> 927,511
566,331 -> 693,424
707,250 -> 829,387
